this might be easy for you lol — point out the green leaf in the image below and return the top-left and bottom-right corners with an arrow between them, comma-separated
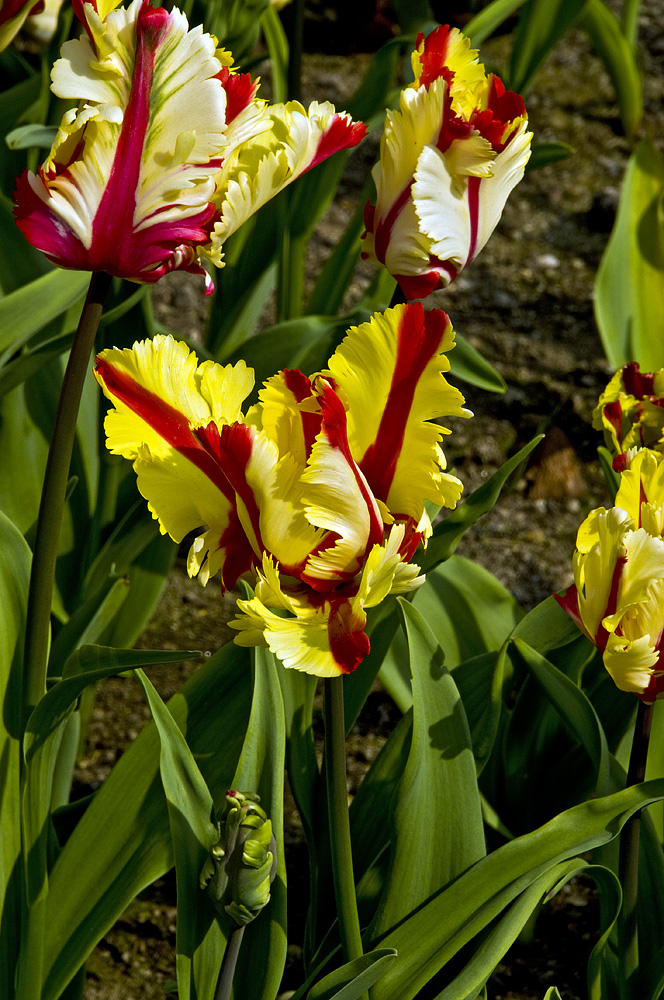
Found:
350,712 -> 412,888
579,0 -> 643,137
511,595 -> 582,655
225,314 -> 352,397
368,779 -> 664,1000
389,0 -> 432,33
230,647 -> 288,1000
509,0 -> 588,94
449,331 -> 505,392
594,137 -> 664,369
370,602 -> 485,939
135,669 -> 219,1000
434,858 -> 585,1000
0,383 -> 48,532
419,435 -> 543,573
526,141 -> 574,171
453,647 -> 510,774
465,0 -> 526,46
25,646 -> 199,763
0,510 -> 31,998
306,179 -> 373,318
5,123 -> 58,149
260,5 -> 288,104
511,638 -> 611,797
379,556 -> 522,717
0,269 -> 88,362
39,642 -> 253,1000
307,948 -> 398,1000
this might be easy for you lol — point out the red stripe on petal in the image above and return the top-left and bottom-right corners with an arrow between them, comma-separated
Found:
200,422 -> 265,555
88,2 -> 169,275
374,183 -> 412,264
415,25 -> 454,89
218,67 -> 259,125
95,357 -> 236,505
317,380 -> 384,547
283,368 -> 320,457
327,597 -> 370,673
307,115 -> 367,174
622,362 -> 655,399
359,304 -> 448,506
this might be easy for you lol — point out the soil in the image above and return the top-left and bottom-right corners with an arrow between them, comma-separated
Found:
71,2 -> 664,998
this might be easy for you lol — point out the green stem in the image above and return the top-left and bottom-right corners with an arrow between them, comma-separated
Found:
214,925 -> 245,1000
286,0 -> 304,103
618,698 -> 653,998
324,675 -> 366,981
22,271 -> 111,730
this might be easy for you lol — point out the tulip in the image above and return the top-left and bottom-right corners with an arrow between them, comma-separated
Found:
593,362 -> 664,471
14,0 -> 365,288
95,302 -> 470,677
556,448 -> 664,701
361,24 -> 532,300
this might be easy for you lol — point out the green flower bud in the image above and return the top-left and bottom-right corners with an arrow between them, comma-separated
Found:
200,790 -> 277,928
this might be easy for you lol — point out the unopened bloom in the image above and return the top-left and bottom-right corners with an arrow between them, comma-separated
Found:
0,0 -> 44,51
593,362 -> 664,471
200,791 -> 277,928
362,24 -> 532,300
95,302 -> 470,677
14,0 -> 365,288
556,448 -> 664,701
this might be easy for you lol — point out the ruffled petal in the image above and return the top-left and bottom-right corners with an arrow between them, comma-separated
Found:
327,302 -> 469,520
207,100 -> 366,258
95,335 -> 255,588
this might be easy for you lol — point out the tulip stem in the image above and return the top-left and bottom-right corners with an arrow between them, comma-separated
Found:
214,925 -> 245,1000
618,699 -> 653,998
324,675 -> 366,987
22,270 -> 111,730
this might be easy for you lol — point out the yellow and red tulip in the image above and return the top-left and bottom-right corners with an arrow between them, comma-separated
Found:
13,0 -> 365,288
593,362 -> 664,471
361,24 -> 532,300
95,302 -> 470,677
556,448 -> 664,701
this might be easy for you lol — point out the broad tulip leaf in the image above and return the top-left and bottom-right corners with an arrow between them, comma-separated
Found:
580,0 -> 643,137
419,435 -> 543,572
509,0 -> 588,94
434,858 -> 586,999
350,712 -> 412,887
370,601 -> 485,939
307,948 -> 398,1000
380,557 -> 523,713
511,638 -> 611,797
511,595 -> 581,655
0,384 -> 49,532
306,179 -> 373,318
226,314 -> 353,398
0,268 -> 88,361
260,5 -> 288,104
449,331 -> 506,393
526,141 -> 574,171
135,669 -> 219,1000
230,647 -> 288,1000
5,123 -> 58,150
453,647 -> 510,774
466,0 -> 526,46
0,510 -> 31,998
368,779 -> 664,1000
25,645 -> 199,763
595,137 -> 664,369
39,642 -> 253,1000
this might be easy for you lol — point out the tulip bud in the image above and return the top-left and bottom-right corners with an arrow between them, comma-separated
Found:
200,790 -> 277,927
593,363 -> 664,471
